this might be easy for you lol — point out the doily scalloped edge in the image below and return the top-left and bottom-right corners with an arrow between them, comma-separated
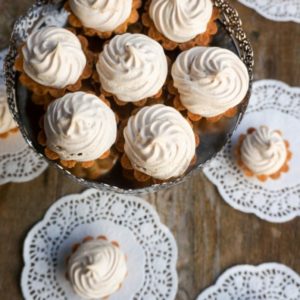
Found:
197,262 -> 300,300
238,0 -> 300,23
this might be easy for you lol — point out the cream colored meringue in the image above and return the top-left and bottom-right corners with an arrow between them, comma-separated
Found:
44,92 -> 117,161
22,27 -> 86,89
0,87 -> 17,135
172,47 -> 249,118
240,126 -> 287,176
96,33 -> 168,102
69,0 -> 132,32
149,0 -> 213,43
67,239 -> 127,299
124,104 -> 196,180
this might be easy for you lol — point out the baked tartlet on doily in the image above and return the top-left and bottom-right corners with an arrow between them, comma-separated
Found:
121,104 -> 197,182
66,236 -> 127,300
170,46 -> 249,123
235,126 -> 292,182
95,33 -> 168,107
65,0 -> 142,39
0,87 -> 18,139
38,91 -> 118,170
21,189 -> 178,298
14,27 -> 93,100
142,0 -> 219,51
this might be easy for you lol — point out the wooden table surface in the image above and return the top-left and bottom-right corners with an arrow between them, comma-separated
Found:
0,1 -> 299,299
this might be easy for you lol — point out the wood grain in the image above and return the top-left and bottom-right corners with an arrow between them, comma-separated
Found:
0,1 -> 300,299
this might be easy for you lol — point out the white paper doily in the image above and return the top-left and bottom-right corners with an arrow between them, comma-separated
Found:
238,0 -> 300,23
203,80 -> 300,223
0,132 -> 48,185
0,48 -> 48,185
21,189 -> 178,300
197,263 -> 300,300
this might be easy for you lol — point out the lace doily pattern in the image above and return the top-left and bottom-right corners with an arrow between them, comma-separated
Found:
21,189 -> 178,300
203,80 -> 300,223
0,133 -> 48,185
197,263 -> 300,300
238,0 -> 300,23
0,48 -> 47,185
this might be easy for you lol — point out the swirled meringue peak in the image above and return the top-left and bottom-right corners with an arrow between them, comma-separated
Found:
124,104 -> 196,180
96,33 -> 168,102
172,47 -> 249,117
240,126 -> 288,176
149,0 -> 213,43
22,27 -> 86,89
44,92 -> 117,161
69,0 -> 132,32
67,239 -> 127,299
0,87 -> 17,135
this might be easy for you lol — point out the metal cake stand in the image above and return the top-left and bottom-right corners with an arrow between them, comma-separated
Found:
5,0 -> 254,194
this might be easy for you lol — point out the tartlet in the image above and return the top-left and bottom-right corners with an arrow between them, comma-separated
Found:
95,33 -> 168,106
170,46 -> 249,122
14,27 -> 93,99
121,104 -> 197,182
67,236 -> 127,300
236,126 -> 292,181
39,92 -> 118,170
142,0 -> 219,51
65,0 -> 142,39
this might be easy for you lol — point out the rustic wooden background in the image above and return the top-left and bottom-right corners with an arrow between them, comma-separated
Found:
0,1 -> 299,299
